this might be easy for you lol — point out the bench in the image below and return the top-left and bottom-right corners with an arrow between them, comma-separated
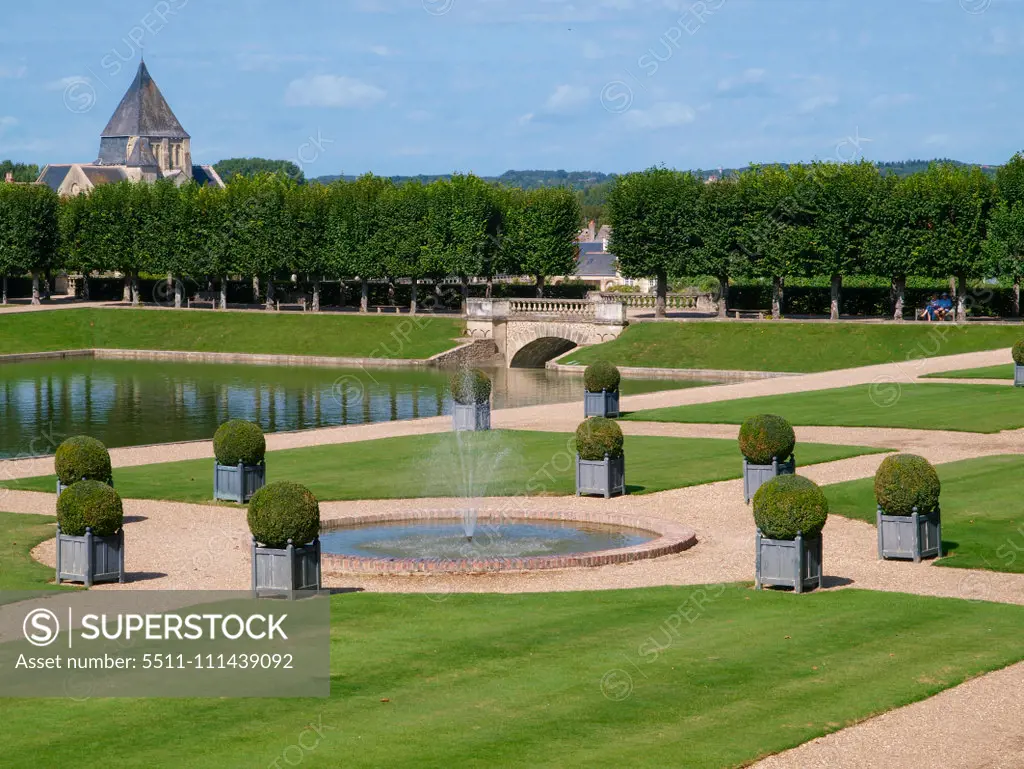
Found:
916,305 -> 955,322
732,310 -> 767,320
188,291 -> 218,309
274,292 -> 311,312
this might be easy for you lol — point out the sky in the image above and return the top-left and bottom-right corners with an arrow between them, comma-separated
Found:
0,0 -> 1021,178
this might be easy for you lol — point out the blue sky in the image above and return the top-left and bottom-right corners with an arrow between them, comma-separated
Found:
0,0 -> 1020,177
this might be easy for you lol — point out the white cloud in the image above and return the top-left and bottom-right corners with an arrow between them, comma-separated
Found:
623,102 -> 696,129
0,65 -> 26,79
369,45 -> 392,57
284,75 -> 386,108
797,94 -> 839,113
545,84 -> 591,113
45,75 -> 89,91
518,112 -> 535,126
717,68 -> 766,92
582,41 -> 605,60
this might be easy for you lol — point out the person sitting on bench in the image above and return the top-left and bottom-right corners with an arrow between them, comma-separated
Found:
920,295 -> 940,321
935,293 -> 953,320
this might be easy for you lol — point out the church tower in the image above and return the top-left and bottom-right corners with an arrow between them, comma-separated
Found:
96,60 -> 192,180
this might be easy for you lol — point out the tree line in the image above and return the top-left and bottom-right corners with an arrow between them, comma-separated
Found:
0,173 -> 582,310
608,157 -> 1024,321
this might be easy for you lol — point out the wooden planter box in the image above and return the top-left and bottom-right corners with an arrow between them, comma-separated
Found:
251,537 -> 322,598
584,389 -> 620,418
877,505 -> 942,562
1015,364 -> 1024,387
56,526 -> 125,587
755,530 -> 822,593
576,454 -> 626,498
214,461 -> 266,504
56,478 -> 113,496
742,456 -> 796,504
452,402 -> 490,432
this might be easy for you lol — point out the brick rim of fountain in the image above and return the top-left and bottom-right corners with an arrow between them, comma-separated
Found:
320,509 -> 697,575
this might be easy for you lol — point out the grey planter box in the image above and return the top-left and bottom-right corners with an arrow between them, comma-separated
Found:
252,537 -> 322,598
584,389 -> 620,418
452,402 -> 490,432
1015,364 -> 1024,387
576,454 -> 626,498
214,461 -> 266,504
56,477 -> 113,496
877,505 -> 942,562
742,455 -> 796,504
755,529 -> 823,593
56,525 -> 125,587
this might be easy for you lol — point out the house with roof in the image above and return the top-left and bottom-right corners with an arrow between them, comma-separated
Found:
36,60 -> 223,196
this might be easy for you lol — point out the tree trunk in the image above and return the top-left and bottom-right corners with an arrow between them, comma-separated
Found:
82,274 -> 90,300
892,275 -> 906,321
122,275 -> 132,303
949,276 -> 957,299
461,277 -> 469,313
655,269 -> 667,318
312,279 -> 321,313
486,276 -> 493,299
410,278 -> 418,315
1,276 -> 7,305
250,275 -> 258,305
359,280 -> 369,313
387,279 -> 396,307
829,274 -> 842,321
1014,276 -> 1021,318
535,274 -> 545,299
717,276 -> 728,318
31,271 -> 41,305
771,276 -> 784,319
265,277 -> 275,311
130,272 -> 140,306
955,271 -> 968,323
43,268 -> 52,299
220,276 -> 228,310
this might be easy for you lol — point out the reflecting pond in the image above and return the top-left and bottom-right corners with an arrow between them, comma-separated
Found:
0,358 -> 710,457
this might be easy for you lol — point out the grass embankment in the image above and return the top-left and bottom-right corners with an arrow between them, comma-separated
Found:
624,383 -> 1024,433
826,455 -> 1024,573
0,308 -> 464,359
0,511 -> 68,590
2,431 -> 884,503
564,322 -> 1019,372
924,364 -> 1013,380
2,587 -> 1024,768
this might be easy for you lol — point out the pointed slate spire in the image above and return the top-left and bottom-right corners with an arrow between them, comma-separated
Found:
101,61 -> 189,139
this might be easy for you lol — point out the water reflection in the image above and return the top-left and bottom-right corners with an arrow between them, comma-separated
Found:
0,359 -> 705,457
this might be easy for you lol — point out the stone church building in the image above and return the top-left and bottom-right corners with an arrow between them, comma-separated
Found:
37,61 -> 224,195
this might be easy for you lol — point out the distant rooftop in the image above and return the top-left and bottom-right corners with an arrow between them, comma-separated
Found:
101,60 -> 189,139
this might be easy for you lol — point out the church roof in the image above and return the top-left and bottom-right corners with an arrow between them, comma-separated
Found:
101,61 -> 189,139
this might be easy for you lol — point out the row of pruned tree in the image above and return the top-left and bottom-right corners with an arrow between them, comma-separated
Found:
0,173 -> 582,310
608,157 -> 1024,321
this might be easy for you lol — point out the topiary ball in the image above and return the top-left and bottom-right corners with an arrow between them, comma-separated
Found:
54,436 -> 112,487
449,369 -> 492,405
753,475 -> 829,541
739,414 -> 796,465
1013,339 -> 1024,366
584,360 -> 622,393
57,480 -> 124,537
247,481 -> 320,549
874,454 -> 941,517
213,420 -> 266,466
575,417 -> 624,461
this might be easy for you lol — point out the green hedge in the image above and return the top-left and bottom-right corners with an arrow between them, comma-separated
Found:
247,481 -> 320,548
575,417 -> 624,460
1013,340 -> 1024,366
57,480 -> 124,537
753,475 -> 829,540
584,361 -> 622,393
213,420 -> 266,466
54,436 -> 113,486
738,415 -> 796,465
874,454 -> 941,516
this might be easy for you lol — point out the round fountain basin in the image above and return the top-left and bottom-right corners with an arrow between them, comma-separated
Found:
320,511 -> 697,575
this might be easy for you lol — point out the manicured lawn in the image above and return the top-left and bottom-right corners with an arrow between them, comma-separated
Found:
564,322 -> 1021,373
624,383 -> 1024,433
0,308 -> 464,359
2,587 -> 1024,768
2,431 -> 885,503
826,455 -> 1024,572
0,511 -> 69,590
924,364 -> 1013,380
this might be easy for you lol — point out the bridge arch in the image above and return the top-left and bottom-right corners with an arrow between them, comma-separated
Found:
509,336 -> 579,368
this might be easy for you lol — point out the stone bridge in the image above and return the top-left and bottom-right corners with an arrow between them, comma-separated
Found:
465,297 -> 628,367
